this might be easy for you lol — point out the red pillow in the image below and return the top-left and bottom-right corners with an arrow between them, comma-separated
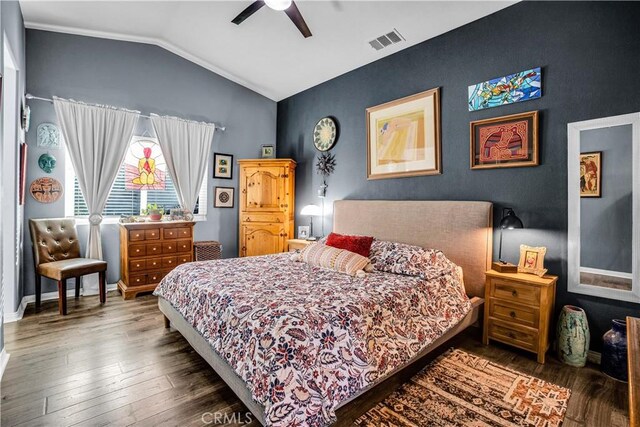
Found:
325,233 -> 374,258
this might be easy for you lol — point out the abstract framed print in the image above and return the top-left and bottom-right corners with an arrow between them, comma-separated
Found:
366,87 -> 441,180
468,67 -> 541,111
580,151 -> 602,198
214,186 -> 234,208
470,110 -> 539,169
518,244 -> 548,277
213,153 -> 233,179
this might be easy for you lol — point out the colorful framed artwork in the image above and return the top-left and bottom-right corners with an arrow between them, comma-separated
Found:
470,110 -> 539,169
580,151 -> 602,198
29,177 -> 63,204
37,123 -> 61,149
213,153 -> 233,179
518,244 -> 548,277
468,67 -> 541,111
214,186 -> 234,208
18,142 -> 27,205
366,87 -> 441,180
124,138 -> 167,190
261,144 -> 275,159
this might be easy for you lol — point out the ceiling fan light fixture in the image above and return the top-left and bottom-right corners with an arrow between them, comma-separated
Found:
264,0 -> 292,11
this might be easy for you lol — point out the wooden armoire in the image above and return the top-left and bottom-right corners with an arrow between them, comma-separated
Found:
238,159 -> 296,257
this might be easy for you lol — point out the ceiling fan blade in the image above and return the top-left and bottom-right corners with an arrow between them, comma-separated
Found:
232,1 -> 265,25
284,1 -> 312,38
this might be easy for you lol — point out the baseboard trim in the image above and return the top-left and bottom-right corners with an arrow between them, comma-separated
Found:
3,283 -> 118,323
0,348 -> 9,380
588,350 -> 602,365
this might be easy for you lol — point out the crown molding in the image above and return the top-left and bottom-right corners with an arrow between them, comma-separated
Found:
23,21 -> 279,101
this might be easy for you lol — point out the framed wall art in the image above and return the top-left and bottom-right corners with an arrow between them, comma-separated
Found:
580,151 -> 602,198
37,123 -> 61,149
214,186 -> 234,208
261,144 -> 275,159
366,87 -> 441,180
468,67 -> 541,111
470,110 -> 539,169
518,244 -> 548,277
213,153 -> 233,179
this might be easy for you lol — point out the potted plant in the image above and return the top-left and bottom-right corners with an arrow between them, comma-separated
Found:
142,203 -> 164,222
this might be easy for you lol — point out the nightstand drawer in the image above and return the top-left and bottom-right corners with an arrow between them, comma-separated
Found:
489,299 -> 539,328
488,319 -> 538,352
491,279 -> 540,306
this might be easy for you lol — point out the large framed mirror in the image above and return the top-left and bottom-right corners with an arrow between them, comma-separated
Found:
568,112 -> 640,302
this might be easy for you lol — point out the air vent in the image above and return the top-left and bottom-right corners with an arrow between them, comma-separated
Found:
368,28 -> 405,51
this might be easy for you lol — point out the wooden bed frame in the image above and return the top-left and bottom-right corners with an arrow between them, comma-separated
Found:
158,200 -> 493,425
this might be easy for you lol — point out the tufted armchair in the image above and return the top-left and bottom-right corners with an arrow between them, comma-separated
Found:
29,218 -> 107,315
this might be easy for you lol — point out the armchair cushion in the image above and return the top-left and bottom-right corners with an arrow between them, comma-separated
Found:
37,258 -> 107,280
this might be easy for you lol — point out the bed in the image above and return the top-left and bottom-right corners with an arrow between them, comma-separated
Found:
155,200 -> 493,426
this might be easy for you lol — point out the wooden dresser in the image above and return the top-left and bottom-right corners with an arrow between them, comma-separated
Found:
238,159 -> 296,257
118,221 -> 194,299
482,270 -> 557,363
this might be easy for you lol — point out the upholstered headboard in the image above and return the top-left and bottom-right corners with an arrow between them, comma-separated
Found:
333,200 -> 493,297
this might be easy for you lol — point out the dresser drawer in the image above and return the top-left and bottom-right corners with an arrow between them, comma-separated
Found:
177,254 -> 192,265
129,244 -> 146,257
488,319 -> 538,352
144,229 -> 160,240
146,243 -> 162,256
162,242 -> 177,254
489,299 -> 539,328
491,279 -> 540,306
147,271 -> 166,284
146,257 -> 162,270
176,240 -> 192,253
177,227 -> 191,239
129,274 -> 147,287
129,259 -> 146,272
242,213 -> 285,224
162,256 -> 177,268
163,227 -> 190,239
129,230 -> 145,242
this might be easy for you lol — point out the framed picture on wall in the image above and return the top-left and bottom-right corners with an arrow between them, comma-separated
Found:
366,87 -> 441,180
580,151 -> 602,198
213,153 -> 233,179
470,110 -> 539,169
261,144 -> 275,159
214,186 -> 234,208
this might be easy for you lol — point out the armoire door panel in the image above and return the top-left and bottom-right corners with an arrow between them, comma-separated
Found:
241,225 -> 285,257
242,167 -> 285,212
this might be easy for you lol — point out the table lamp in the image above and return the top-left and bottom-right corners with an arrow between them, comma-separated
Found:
492,207 -> 524,273
300,204 -> 321,240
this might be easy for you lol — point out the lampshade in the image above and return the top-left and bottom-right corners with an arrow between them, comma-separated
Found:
264,0 -> 292,11
300,204 -> 321,216
499,208 -> 524,230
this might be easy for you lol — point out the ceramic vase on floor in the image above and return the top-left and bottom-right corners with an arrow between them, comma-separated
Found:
557,305 -> 590,367
602,319 -> 628,382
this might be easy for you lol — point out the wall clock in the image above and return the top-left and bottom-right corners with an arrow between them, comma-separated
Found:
313,117 -> 338,152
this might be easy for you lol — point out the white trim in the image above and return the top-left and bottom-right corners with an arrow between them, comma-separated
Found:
580,267 -> 633,280
0,348 -> 9,380
3,283 -> 118,323
567,112 -> 640,303
22,22 -> 276,101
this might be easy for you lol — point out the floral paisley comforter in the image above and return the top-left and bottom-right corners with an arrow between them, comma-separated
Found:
154,253 -> 471,426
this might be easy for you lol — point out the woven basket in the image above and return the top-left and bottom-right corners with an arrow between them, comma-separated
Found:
193,240 -> 222,261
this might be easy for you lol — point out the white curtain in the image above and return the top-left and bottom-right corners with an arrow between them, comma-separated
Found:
151,115 -> 215,212
54,97 -> 139,293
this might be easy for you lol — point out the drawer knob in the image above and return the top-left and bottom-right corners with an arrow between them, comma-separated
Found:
136,249 -> 140,253
510,311 -> 516,318
511,290 -> 518,297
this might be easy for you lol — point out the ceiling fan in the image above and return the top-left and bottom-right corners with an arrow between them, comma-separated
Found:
231,0 -> 312,38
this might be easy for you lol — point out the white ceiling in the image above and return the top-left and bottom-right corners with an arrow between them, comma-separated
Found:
20,1 -> 516,101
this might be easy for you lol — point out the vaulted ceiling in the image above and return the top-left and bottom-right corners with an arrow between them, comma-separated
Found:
20,1 -> 515,101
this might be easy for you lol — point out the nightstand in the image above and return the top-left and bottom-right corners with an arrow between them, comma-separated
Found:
482,270 -> 557,364
287,239 -> 312,252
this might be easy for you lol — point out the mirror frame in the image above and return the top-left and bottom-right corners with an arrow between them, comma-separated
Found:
567,112 -> 640,302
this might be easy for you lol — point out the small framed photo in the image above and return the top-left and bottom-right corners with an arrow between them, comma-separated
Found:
261,144 -> 275,159
213,153 -> 233,179
580,151 -> 602,198
214,187 -> 234,208
518,244 -> 548,277
298,225 -> 310,240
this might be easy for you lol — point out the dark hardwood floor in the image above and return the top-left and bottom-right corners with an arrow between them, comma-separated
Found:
1,292 -> 629,426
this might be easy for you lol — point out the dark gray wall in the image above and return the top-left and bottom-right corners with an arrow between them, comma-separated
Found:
24,30 -> 276,297
580,125 -> 632,273
277,1 -> 640,351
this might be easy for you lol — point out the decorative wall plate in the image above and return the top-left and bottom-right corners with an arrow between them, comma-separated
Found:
37,123 -> 61,149
29,177 -> 63,203
313,117 -> 338,152
38,153 -> 57,173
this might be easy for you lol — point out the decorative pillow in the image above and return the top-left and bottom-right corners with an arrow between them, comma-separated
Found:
296,243 -> 371,277
325,232 -> 374,257
369,240 -> 458,280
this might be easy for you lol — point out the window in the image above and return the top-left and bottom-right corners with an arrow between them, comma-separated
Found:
65,137 -> 207,220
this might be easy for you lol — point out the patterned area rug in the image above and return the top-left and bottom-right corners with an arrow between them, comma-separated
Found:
355,348 -> 571,427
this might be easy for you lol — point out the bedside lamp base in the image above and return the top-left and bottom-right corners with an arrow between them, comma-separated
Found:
492,261 -> 518,273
